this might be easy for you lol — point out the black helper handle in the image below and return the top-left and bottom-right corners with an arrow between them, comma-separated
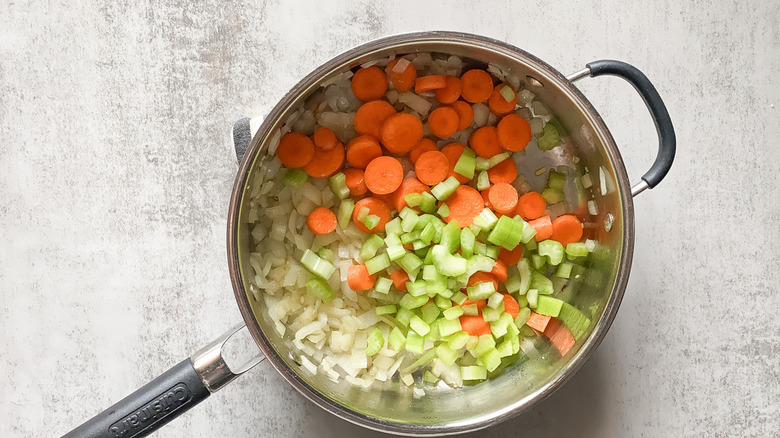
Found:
62,359 -> 210,438
585,60 -> 676,190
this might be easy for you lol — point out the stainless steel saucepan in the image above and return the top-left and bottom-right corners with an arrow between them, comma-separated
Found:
64,31 -> 675,437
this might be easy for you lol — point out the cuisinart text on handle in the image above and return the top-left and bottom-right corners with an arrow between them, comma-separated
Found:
108,383 -> 192,438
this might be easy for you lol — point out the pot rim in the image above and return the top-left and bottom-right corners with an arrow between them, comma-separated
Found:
227,31 -> 634,436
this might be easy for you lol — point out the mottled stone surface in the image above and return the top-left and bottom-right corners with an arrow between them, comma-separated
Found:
1,1 -> 778,437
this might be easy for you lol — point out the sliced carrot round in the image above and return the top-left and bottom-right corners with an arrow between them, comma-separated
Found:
343,167 -> 367,197
434,75 -> 462,104
460,69 -> 494,103
551,214 -> 583,246
351,66 -> 388,101
364,156 -> 404,195
499,246 -> 523,265
467,271 -> 498,290
352,197 -> 392,233
490,259 -> 508,283
415,150 -> 449,186
385,58 -> 417,92
487,158 -> 517,184
497,114 -> 532,152
277,133 -> 315,168
303,141 -> 344,177
313,127 -> 338,151
460,315 -> 491,336
487,182 -> 519,216
347,265 -> 376,291
392,177 -> 431,212
517,191 -> 546,220
440,143 -> 470,183
409,138 -> 438,163
380,113 -> 423,154
469,126 -> 503,158
488,84 -> 518,115
529,216 -> 553,241
354,100 -> 396,138
449,101 -> 474,131
390,269 -> 409,291
443,185 -> 483,227
414,75 -> 447,93
428,106 -> 460,138
502,294 -> 520,318
306,207 -> 337,235
346,135 -> 382,169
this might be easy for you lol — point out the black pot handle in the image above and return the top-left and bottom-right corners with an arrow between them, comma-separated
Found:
570,60 -> 676,195
62,324 -> 263,438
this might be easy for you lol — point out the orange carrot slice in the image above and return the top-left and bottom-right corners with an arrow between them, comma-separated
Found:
459,314 -> 492,336
392,177 -> 431,212
306,207 -> 338,235
497,114 -> 532,152
469,126 -> 503,158
364,156 -> 403,195
443,185 -> 483,227
346,135 -> 382,169
516,191 -> 546,220
529,215 -> 553,241
385,58 -> 417,92
409,138 -> 438,163
427,106 -> 460,138
414,150 -> 449,186
343,168 -> 367,197
347,265 -> 376,291
487,182 -> 519,216
351,66 -> 388,101
434,75 -> 462,104
488,84 -> 517,115
354,100 -> 396,138
526,312 -> 552,332
551,214 -> 583,246
277,133 -> 315,168
498,246 -> 523,265
487,158 -> 517,184
380,113 -> 423,154
390,269 -> 409,291
460,69 -> 494,103
313,127 -> 338,151
303,141 -> 344,177
502,294 -> 520,318
414,75 -> 447,93
352,197 -> 392,233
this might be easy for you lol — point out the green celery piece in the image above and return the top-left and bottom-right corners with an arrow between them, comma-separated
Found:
337,199 -> 355,229
365,328 -> 385,356
538,239 -> 565,265
547,170 -> 566,190
531,271 -> 554,295
317,247 -> 334,263
515,258 -> 531,295
328,172 -> 350,200
399,293 -> 429,310
359,234 -> 385,261
535,295 -> 564,317
431,245 -> 467,277
487,216 -> 524,250
566,242 -> 589,258
437,203 -> 450,218
305,278 -> 334,303
435,343 -> 459,366
409,315 -> 431,336
385,217 -> 402,236
460,365 -> 487,381
404,192 -> 423,207
375,304 -> 397,315
475,157 -> 490,171
420,302 -> 440,324
405,332 -> 426,354
419,192 -> 437,213
282,168 -> 307,188
537,122 -> 561,150
431,176 -> 460,200
440,220 -> 461,253
365,253 -> 390,275
454,146 -> 476,180
558,302 -> 591,339
555,262 -> 573,278
542,188 -> 565,204
460,227 -> 476,258
388,327 -> 406,351
300,249 -> 335,279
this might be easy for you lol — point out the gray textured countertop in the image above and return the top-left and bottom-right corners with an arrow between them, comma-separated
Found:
1,1 -> 778,437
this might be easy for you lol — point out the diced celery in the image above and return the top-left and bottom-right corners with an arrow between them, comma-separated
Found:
514,307 -> 531,328
328,172 -> 350,200
420,192 -> 437,213
405,332 -> 425,354
431,245 -> 467,277
440,221 -> 461,253
475,157 -> 490,171
535,295 -> 563,317
396,292 -> 428,310
431,176 -> 460,200
555,262 -> 573,278
403,349 -> 437,373
356,206 -> 370,221
375,304 -> 397,316
487,292 -> 504,309
462,303 -> 479,316
482,306 -> 501,322
454,147 -> 476,180
496,338 -> 514,358
420,302 -> 440,324
516,295 -> 529,308
472,208 -> 498,230
527,289 -> 539,308
531,271 -> 554,295
359,234 -> 385,261
437,203 -> 450,218
420,222 -> 436,245
467,281 -> 495,300
474,335 -> 496,356
388,327 -> 406,351
485,244 -> 500,259
317,247 -> 334,263
467,254 -> 496,277
375,277 -> 392,294
300,249 -> 335,279
398,252 -> 423,275
409,315 -> 431,336
446,331 -> 470,350
406,280 -> 429,297
438,317 -> 462,337
386,245 -> 407,261
365,328 -> 384,356
305,278 -> 334,303
435,343 -> 459,366
504,274 -> 522,293
434,294 -> 451,309
499,85 -> 515,102
488,152 -> 510,168
397,308 -> 417,327
282,168 -> 307,188
487,216 -> 524,250
404,193 -> 423,207
537,122 -> 561,151
479,348 -> 502,372
401,208 -> 420,232
542,188 -> 565,204
411,240 -> 427,250
460,227 -> 476,258
519,219 -> 537,243
566,242 -> 589,258
474,241 -> 487,256
423,369 -> 438,384
558,302 -> 591,339
385,217 -> 402,236
365,253 -> 390,275
437,288 -> 454,298
476,170 -> 490,191
337,199 -> 355,229
538,239 -> 564,265
425,319 -> 440,341
401,232 -> 422,246
491,312 -> 514,338
531,254 -> 547,270
461,365 -> 487,381
442,305 -> 464,320
547,170 -> 566,190
451,291 -> 468,305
